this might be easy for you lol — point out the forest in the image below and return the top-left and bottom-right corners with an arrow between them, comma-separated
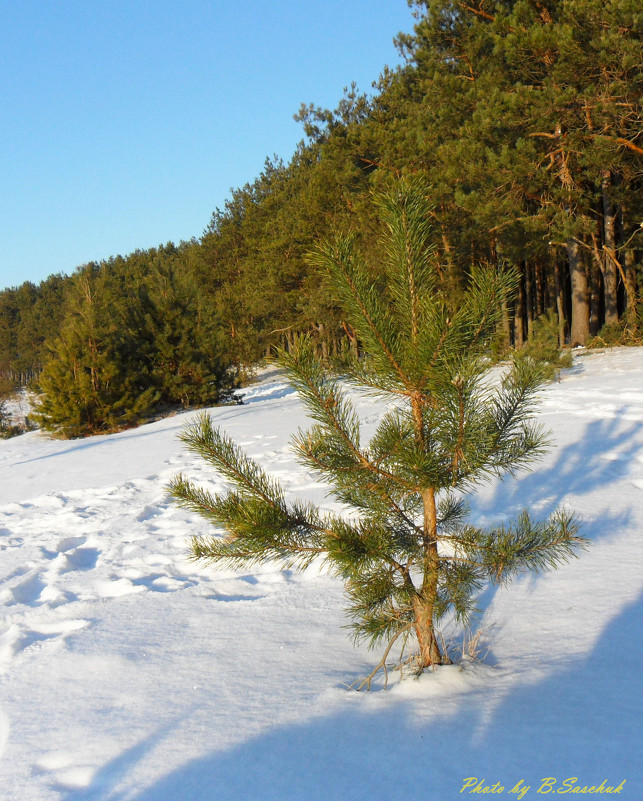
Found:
0,0 -> 641,437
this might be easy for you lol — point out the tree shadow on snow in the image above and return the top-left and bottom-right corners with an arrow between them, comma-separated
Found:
475,409 -> 643,522
60,411 -> 642,801
242,384 -> 297,405
469,504 -> 633,645
62,590 -> 642,801
461,409 -> 641,662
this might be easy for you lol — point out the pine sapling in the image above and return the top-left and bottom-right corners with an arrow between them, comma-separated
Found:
169,181 -> 586,686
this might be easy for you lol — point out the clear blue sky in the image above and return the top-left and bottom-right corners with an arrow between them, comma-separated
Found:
0,0 -> 415,292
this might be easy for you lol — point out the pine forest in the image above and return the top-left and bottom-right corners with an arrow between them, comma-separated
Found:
1,0 -> 641,438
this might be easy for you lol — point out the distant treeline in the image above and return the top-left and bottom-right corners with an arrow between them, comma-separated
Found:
1,0 -> 641,436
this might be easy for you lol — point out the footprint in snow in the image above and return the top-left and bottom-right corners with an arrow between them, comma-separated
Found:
55,536 -> 87,552
4,565 -> 32,581
58,547 -> 100,573
5,537 -> 24,548
203,592 -> 266,602
0,619 -> 90,665
9,573 -> 46,605
39,586 -> 79,608
136,504 -> 165,522
41,536 -> 88,560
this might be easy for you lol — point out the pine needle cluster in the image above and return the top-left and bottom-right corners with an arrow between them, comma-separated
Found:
169,181 -> 586,686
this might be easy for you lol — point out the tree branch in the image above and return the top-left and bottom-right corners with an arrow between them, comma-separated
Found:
354,623 -> 414,690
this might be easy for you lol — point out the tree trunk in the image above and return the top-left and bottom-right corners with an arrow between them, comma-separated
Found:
587,257 -> 601,336
535,263 -> 544,318
317,323 -> 328,361
441,225 -> 460,299
514,268 -> 525,348
601,170 -> 620,325
415,487 -> 451,669
412,594 -> 445,668
501,298 -> 511,351
567,239 -> 590,346
342,321 -> 359,357
554,260 -> 566,347
620,200 -> 640,323
623,247 -> 638,326
525,263 -> 534,340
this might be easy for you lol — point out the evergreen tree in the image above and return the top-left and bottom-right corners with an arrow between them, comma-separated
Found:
364,0 -> 642,345
169,183 -> 585,685
141,246 -> 241,408
33,269 -> 158,438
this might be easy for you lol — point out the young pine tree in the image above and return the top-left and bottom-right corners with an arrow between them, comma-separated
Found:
169,182 -> 585,685
34,271 -> 158,438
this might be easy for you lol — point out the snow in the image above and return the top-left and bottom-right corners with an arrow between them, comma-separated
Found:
1,350 -> 641,800
1,388 -> 32,429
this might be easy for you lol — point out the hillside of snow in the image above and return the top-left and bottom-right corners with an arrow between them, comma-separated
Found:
1,349 -> 641,800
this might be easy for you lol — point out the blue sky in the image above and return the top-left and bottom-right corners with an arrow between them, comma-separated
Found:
0,0 -> 414,292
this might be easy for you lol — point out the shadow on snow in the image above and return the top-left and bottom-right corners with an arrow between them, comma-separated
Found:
62,590 -> 642,801
61,410 -> 642,801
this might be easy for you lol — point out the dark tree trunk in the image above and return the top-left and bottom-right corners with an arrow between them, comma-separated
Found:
554,260 -> 566,347
535,263 -> 544,318
514,266 -> 525,348
501,298 -> 511,351
623,247 -> 638,326
587,258 -> 601,336
567,239 -> 590,346
525,263 -> 534,340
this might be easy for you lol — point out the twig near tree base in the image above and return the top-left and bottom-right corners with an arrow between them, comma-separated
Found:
353,624 -> 413,691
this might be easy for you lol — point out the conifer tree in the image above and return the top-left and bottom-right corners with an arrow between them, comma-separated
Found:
141,250 -> 240,409
169,182 -> 586,685
33,270 -> 158,438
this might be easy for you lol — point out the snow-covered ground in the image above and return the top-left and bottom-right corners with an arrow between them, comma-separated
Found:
1,350 -> 641,800
2,388 -> 32,429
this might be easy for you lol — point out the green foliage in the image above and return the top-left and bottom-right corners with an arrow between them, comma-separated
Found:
0,395 -> 10,438
140,249 -> 241,408
516,309 -> 573,380
0,275 -> 68,382
170,183 -> 586,685
33,270 -> 159,438
2,0 -> 640,409
32,243 -> 241,438
587,312 -> 643,349
0,378 -> 35,438
0,403 -> 33,440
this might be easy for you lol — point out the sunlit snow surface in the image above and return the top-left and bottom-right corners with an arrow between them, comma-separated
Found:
1,352 -> 641,800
